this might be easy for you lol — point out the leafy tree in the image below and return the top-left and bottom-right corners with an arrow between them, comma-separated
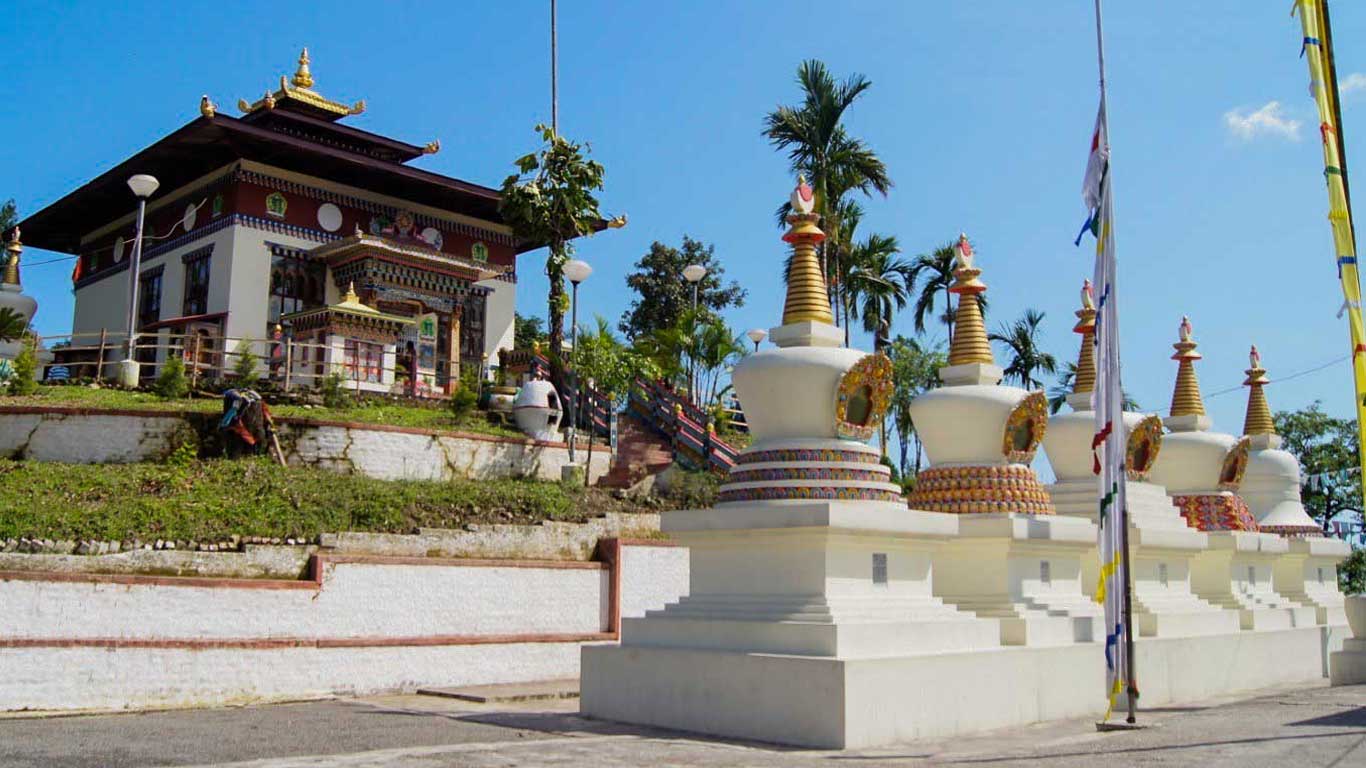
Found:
153,353 -> 189,400
888,336 -> 945,478
514,312 -> 547,351
635,308 -> 744,411
232,341 -> 259,384
1341,549 -> 1365,595
0,200 -> 16,237
1275,402 -> 1361,532
7,333 -> 37,395
989,308 -> 1056,390
763,60 -> 892,326
620,237 -> 746,341
0,307 -> 27,344
572,316 -> 659,408
499,125 -> 607,363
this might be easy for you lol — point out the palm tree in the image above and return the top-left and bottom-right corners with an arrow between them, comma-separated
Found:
0,308 -> 27,344
989,309 -> 1057,390
764,59 -> 892,327
847,235 -> 910,353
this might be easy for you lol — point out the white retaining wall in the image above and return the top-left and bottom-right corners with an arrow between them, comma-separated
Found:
0,543 -> 688,712
0,409 -> 609,483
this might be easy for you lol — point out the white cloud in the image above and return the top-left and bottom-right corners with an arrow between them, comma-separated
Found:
1341,73 -> 1366,95
1223,101 -> 1301,142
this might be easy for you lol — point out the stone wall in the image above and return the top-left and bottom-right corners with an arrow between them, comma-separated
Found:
0,541 -> 688,712
0,407 -> 610,483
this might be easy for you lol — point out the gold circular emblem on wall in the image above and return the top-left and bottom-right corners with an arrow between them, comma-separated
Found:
1126,415 -> 1164,481
834,354 -> 893,441
1001,391 -> 1049,464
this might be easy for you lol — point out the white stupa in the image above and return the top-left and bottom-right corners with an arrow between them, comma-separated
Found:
581,179 -> 1101,749
1237,346 -> 1350,626
1044,285 -> 1238,638
1148,319 -> 1314,631
0,230 -> 37,363
907,244 -> 1101,647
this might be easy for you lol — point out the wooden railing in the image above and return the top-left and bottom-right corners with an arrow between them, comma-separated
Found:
627,378 -> 737,475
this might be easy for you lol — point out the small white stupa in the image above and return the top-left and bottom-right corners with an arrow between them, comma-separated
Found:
1237,346 -> 1350,625
908,243 -> 1102,647
1148,319 -> 1315,631
0,229 -> 52,378
1044,286 -> 1238,639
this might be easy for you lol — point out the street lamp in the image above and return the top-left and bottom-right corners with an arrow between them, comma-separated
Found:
118,174 -> 159,388
563,258 -> 592,462
746,328 -> 767,352
682,264 -> 707,406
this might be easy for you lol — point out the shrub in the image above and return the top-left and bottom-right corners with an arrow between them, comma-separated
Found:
7,333 -> 37,396
153,353 -> 189,399
232,341 -> 259,384
320,371 -> 352,410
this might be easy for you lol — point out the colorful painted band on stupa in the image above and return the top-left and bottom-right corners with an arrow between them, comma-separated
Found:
1173,494 -> 1260,533
906,464 -> 1056,515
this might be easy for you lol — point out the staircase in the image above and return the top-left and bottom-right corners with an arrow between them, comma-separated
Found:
598,414 -> 674,488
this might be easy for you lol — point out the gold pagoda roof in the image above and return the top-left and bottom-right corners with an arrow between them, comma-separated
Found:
237,48 -> 366,120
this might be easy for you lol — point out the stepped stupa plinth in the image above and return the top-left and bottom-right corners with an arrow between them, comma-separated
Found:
1236,346 -> 1350,625
581,181 -> 1101,749
1044,286 -> 1238,638
908,245 -> 1101,647
1149,320 -> 1314,631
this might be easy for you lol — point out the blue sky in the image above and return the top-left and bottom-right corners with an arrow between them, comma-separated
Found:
3,0 -> 1364,439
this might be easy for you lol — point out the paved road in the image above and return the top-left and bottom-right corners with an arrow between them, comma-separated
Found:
1,684 -> 1363,767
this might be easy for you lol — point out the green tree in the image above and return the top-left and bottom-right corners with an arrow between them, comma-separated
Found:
0,307 -> 27,344
620,236 -> 747,341
887,336 -> 945,478
847,233 -> 910,353
153,353 -> 189,399
514,312 -> 547,351
573,316 -> 658,408
0,200 -> 16,237
232,341 -> 259,384
7,333 -> 37,395
499,125 -> 608,363
1275,402 -> 1361,532
1341,549 -> 1366,595
989,309 -> 1056,390
908,241 -> 988,340
763,59 -> 892,327
635,308 -> 743,411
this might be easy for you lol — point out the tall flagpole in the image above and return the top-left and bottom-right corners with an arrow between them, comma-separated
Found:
1091,0 -> 1138,725
551,0 -> 559,136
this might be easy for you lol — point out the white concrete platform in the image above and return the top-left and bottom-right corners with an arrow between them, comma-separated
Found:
1191,531 -> 1318,631
1274,536 -> 1351,626
1051,479 -> 1241,638
934,513 -> 1103,646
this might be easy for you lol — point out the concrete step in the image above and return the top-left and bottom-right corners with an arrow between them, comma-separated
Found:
417,678 -> 579,703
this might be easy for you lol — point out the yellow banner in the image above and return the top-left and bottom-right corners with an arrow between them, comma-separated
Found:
1296,0 -> 1366,495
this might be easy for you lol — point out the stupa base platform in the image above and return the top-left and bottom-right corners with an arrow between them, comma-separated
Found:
1192,531 -> 1318,631
581,625 -> 1343,749
1331,639 -> 1366,685
1051,479 -> 1241,638
933,513 -> 1103,646
1274,537 -> 1351,626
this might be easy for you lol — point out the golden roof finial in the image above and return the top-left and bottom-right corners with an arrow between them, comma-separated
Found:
946,234 -> 994,366
292,47 -> 314,89
606,214 -> 628,229
1242,344 -> 1276,437
1071,278 -> 1098,395
422,139 -> 441,155
199,95 -> 217,118
2,228 -> 20,287
263,89 -> 276,109
780,175 -> 833,325
1168,315 -> 1206,418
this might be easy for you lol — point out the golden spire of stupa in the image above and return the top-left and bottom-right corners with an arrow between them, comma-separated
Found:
946,234 -> 994,366
3,228 -> 21,287
1168,315 -> 1206,418
1071,278 -> 1097,395
780,176 -> 833,325
292,48 -> 315,89
1242,344 -> 1276,437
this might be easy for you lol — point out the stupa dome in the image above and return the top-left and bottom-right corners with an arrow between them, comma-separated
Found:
1235,347 -> 1320,535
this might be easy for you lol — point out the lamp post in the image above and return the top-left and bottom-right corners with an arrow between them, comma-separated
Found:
563,259 -> 592,463
682,263 -> 707,406
118,174 -> 159,388
746,328 -> 767,352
